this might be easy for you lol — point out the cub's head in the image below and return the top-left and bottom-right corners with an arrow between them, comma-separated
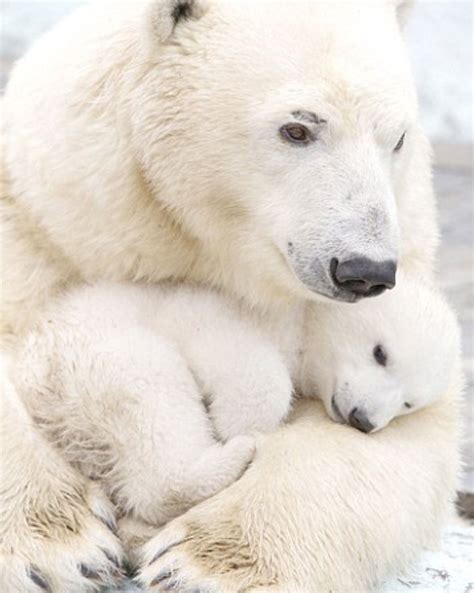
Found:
135,0 -> 419,304
302,275 -> 460,432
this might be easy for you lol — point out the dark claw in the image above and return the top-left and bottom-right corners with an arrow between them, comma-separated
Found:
94,512 -> 118,536
150,569 -> 175,586
80,561 -> 126,583
79,564 -> 102,580
160,577 -> 180,591
161,581 -> 207,593
124,559 -> 139,579
101,547 -> 122,569
149,541 -> 182,565
112,566 -> 127,581
29,566 -> 51,592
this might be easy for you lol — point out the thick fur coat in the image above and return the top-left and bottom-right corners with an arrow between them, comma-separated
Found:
0,1 -> 462,592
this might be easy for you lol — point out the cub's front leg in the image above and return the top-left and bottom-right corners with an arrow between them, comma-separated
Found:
178,314 -> 294,440
0,358 -> 124,593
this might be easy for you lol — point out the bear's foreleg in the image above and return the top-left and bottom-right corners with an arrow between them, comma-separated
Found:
138,379 -> 461,593
0,355 -> 124,593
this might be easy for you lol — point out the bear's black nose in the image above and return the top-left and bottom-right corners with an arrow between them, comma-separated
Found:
348,407 -> 374,433
331,257 -> 397,298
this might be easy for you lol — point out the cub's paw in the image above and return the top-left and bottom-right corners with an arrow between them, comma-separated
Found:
0,482 -> 125,593
136,497 -> 276,593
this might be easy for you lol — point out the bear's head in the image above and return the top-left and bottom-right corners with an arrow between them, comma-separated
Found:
132,0 -> 421,305
301,273 -> 460,432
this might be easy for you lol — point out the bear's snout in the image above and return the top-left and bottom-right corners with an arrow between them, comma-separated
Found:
348,407 -> 375,434
330,257 -> 397,298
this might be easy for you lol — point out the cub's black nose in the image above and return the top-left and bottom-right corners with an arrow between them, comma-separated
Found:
348,408 -> 374,433
331,257 -> 397,298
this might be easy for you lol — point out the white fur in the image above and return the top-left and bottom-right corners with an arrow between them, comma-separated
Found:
13,273 -> 460,528
0,353 -> 124,593
0,0 -> 462,591
2,0 -> 437,332
302,274 -> 461,431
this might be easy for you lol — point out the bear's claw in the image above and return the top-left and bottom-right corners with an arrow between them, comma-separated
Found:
29,566 -> 51,592
1,482 -> 125,593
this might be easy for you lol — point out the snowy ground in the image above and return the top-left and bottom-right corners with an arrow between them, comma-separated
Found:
383,520 -> 474,593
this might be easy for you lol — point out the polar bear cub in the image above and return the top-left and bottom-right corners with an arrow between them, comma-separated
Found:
14,275 -> 459,525
301,277 -> 460,433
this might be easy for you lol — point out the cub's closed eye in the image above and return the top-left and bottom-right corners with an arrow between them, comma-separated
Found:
404,402 -> 412,409
280,123 -> 314,145
373,344 -> 388,367
394,132 -> 406,152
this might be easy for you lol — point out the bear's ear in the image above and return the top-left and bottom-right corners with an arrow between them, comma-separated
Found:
390,0 -> 415,28
149,0 -> 207,42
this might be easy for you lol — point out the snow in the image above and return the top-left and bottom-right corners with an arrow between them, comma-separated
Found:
406,0 -> 473,145
383,521 -> 474,593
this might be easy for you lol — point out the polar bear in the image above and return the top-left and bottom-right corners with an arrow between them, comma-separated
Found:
0,0 -> 462,592
14,274 -> 460,534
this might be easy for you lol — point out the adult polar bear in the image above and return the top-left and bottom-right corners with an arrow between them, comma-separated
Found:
0,1 -> 461,592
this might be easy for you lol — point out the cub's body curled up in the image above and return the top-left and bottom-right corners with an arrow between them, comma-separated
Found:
14,276 -> 459,527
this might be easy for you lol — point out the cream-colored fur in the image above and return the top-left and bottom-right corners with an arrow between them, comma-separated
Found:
0,0 -> 462,591
138,388 -> 462,593
0,353 -> 124,592
2,0 -> 436,331
13,274 -> 459,534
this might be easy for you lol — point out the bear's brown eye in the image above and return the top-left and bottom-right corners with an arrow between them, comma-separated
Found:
280,123 -> 313,145
394,132 -> 406,152
404,402 -> 412,409
373,344 -> 388,367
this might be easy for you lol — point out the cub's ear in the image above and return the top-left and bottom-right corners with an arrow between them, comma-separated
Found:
390,0 -> 415,28
149,0 -> 207,42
